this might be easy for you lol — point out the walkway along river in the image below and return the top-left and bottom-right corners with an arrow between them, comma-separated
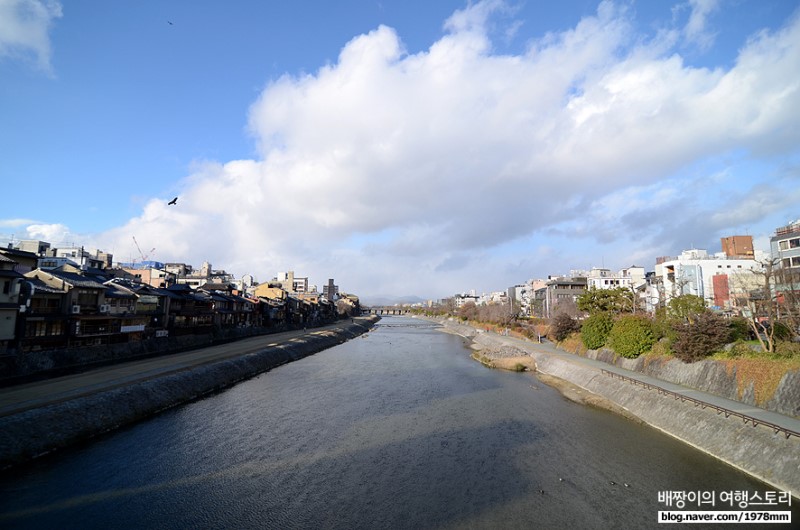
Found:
0,316 -> 796,528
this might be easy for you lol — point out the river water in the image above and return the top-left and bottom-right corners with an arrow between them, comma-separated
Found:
0,317 -> 795,529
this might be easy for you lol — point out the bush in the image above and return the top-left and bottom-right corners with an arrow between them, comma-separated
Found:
581,312 -> 614,350
607,315 -> 655,359
672,312 -> 731,363
728,317 -> 752,342
550,312 -> 580,342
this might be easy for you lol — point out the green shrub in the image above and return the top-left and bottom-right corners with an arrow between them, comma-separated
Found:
581,312 -> 614,350
607,315 -> 655,359
550,313 -> 580,342
728,317 -> 752,342
672,312 -> 731,362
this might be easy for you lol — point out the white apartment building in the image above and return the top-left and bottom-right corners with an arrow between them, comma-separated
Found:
654,249 -> 763,309
586,266 -> 646,291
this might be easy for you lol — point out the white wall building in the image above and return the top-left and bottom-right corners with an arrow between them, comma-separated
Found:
654,249 -> 763,309
586,266 -> 646,291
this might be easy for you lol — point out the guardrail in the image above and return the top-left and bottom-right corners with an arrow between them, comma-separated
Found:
600,369 -> 799,440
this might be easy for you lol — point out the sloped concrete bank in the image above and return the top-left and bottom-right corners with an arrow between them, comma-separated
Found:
0,317 -> 378,470
532,351 -> 800,494
580,348 -> 800,419
432,318 -> 800,494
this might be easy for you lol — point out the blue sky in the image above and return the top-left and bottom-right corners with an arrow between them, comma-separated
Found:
2,0 -> 799,301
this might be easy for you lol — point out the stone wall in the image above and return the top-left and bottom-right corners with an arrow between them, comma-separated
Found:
0,325 -> 291,382
0,317 -> 378,470
532,351 -> 800,494
582,348 -> 800,419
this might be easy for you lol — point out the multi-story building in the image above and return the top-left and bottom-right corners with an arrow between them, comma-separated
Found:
586,266 -> 646,291
542,275 -> 587,318
653,247 -> 762,310
721,235 -> 755,259
0,254 -> 24,351
323,279 -> 339,300
771,220 -> 800,270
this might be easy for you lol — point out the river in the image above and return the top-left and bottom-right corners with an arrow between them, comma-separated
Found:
0,316 -> 795,529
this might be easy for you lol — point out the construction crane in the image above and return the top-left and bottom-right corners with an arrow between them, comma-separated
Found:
132,236 -> 155,263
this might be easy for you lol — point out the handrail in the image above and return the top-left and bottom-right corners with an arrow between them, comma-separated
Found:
600,369 -> 799,440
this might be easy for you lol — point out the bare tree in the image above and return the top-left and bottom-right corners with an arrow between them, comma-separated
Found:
737,259 -> 799,353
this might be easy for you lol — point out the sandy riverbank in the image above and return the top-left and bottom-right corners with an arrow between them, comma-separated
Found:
447,323 -> 640,420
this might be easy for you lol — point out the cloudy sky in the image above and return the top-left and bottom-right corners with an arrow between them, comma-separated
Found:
2,0 -> 799,301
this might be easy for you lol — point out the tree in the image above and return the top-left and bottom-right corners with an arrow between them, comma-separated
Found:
667,294 -> 706,324
580,312 -> 614,349
672,312 -> 732,362
457,301 -> 478,321
577,287 -> 634,315
550,312 -> 580,342
737,259 -> 800,353
606,315 -> 655,358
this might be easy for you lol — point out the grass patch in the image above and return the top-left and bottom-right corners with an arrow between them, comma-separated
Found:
715,357 -> 800,406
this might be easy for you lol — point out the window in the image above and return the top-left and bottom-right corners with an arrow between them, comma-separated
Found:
791,238 -> 800,249
780,241 -> 789,250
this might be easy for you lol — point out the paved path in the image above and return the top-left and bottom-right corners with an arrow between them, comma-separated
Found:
0,319 -> 371,418
482,328 -> 800,437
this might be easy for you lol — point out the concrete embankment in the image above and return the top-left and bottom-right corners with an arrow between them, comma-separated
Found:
433,318 -> 800,495
0,317 -> 379,470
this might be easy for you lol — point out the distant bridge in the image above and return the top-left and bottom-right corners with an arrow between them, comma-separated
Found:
362,306 -> 412,316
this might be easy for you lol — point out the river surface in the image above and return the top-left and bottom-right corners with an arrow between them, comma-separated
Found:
0,317 -> 795,529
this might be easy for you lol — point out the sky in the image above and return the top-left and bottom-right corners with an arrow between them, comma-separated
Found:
1,0 -> 799,302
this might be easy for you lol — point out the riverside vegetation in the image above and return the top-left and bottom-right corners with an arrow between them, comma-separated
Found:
415,289 -> 800,411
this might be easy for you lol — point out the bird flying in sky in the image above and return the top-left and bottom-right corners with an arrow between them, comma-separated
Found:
168,197 -> 178,205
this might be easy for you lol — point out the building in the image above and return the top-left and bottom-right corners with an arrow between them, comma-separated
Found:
323,279 -> 339,300
771,220 -> 800,270
586,266 -> 646,291
0,254 -> 24,351
542,275 -> 587,318
0,247 -> 38,274
275,271 -> 310,294
721,235 -> 754,259
653,248 -> 762,310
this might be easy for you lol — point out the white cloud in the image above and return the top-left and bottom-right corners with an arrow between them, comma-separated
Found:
682,0 -> 720,50
89,0 -> 800,298
25,222 -> 75,243
0,0 -> 62,73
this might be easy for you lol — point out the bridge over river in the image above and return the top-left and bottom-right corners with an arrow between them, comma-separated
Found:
362,306 -> 412,315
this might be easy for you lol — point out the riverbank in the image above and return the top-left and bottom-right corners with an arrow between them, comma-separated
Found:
430,316 -> 800,495
0,316 -> 379,470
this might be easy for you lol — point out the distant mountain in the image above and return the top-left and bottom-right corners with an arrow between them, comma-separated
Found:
362,295 -> 428,306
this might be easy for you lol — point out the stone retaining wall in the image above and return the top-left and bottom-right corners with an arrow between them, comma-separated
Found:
582,348 -> 800,419
0,317 -> 378,470
532,351 -> 800,494
0,325 -> 293,382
